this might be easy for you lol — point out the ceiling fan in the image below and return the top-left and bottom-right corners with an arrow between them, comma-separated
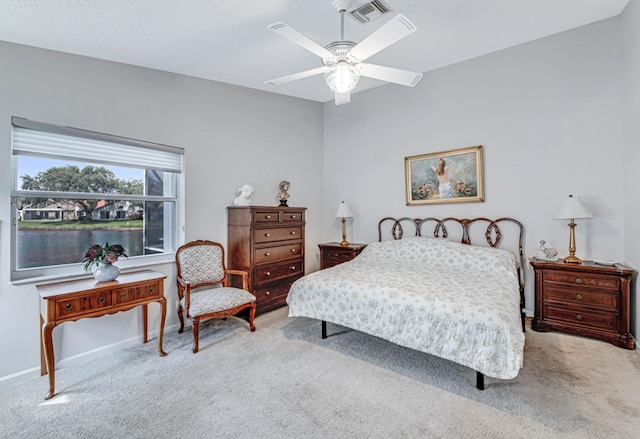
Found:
265,0 -> 423,105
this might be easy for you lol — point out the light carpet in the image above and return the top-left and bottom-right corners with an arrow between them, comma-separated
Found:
1,307 -> 639,438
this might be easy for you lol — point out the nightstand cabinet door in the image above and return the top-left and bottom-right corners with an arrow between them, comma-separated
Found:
530,259 -> 635,349
319,242 -> 367,269
228,206 -> 306,315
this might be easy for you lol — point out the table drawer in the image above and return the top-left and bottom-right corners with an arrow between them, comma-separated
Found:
254,243 -> 302,264
282,210 -> 304,223
544,305 -> 618,332
254,226 -> 302,244
545,286 -> 618,311
55,291 -> 113,318
254,259 -> 303,285
544,272 -> 619,290
114,281 -> 160,305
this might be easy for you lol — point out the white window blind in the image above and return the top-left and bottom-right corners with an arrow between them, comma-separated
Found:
12,117 -> 183,173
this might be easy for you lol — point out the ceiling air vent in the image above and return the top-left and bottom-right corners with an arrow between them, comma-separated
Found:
348,0 -> 392,24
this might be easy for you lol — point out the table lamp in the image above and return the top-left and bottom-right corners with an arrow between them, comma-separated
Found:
335,201 -> 353,246
554,194 -> 593,264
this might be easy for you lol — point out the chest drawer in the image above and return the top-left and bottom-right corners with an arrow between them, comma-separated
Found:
544,271 -> 619,290
254,258 -> 303,285
55,291 -> 113,318
254,226 -> 302,244
282,210 -> 304,222
544,304 -> 618,333
545,286 -> 618,311
114,282 -> 160,305
254,243 -> 302,264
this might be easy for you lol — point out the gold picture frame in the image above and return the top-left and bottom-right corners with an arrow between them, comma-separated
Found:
405,145 -> 484,205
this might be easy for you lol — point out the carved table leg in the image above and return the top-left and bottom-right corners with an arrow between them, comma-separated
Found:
158,298 -> 167,356
142,303 -> 149,343
42,322 -> 56,400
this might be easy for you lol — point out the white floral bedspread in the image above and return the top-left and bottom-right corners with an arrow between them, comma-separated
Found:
287,237 -> 524,380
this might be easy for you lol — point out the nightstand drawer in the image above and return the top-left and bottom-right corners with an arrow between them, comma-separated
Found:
544,305 -> 617,332
254,243 -> 302,264
55,291 -> 113,318
544,272 -> 619,290
254,258 -> 303,285
323,251 -> 354,266
545,286 -> 618,311
254,226 -> 302,244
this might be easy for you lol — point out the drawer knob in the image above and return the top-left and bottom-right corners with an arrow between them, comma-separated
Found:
290,266 -> 296,270
291,215 -> 297,219
265,252 -> 271,257
98,297 -> 105,303
265,272 -> 271,276
575,278 -> 583,284
148,287 -> 154,295
290,249 -> 296,253
290,231 -> 296,235
121,293 -> 127,298
266,215 -> 272,219
575,294 -> 582,300
576,314 -> 583,321
265,291 -> 270,296
265,233 -> 271,237
64,303 -> 72,311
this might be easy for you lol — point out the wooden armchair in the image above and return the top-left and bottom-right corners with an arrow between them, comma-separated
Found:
175,240 -> 256,353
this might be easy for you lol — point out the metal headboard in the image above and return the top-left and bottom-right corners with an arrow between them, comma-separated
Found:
377,216 -> 526,330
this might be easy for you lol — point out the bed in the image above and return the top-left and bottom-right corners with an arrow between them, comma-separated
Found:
286,217 -> 526,389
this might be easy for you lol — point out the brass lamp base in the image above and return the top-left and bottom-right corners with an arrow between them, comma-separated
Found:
563,220 -> 582,264
563,255 -> 582,264
340,217 -> 349,246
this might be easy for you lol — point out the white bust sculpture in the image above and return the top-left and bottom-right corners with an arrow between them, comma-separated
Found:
233,184 -> 254,206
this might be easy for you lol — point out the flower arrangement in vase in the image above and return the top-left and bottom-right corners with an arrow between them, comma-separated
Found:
82,243 -> 128,282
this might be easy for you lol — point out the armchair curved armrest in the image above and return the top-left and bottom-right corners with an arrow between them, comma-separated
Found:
225,269 -> 249,291
176,275 -> 192,312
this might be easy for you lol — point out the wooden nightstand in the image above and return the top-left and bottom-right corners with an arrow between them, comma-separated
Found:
318,242 -> 367,269
529,259 -> 635,349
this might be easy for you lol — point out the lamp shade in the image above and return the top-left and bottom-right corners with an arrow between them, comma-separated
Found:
554,194 -> 593,220
335,201 -> 353,218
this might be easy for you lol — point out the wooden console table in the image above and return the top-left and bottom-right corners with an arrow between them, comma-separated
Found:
37,269 -> 168,400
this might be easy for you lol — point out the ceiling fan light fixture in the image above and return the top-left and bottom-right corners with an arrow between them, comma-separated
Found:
324,61 -> 361,93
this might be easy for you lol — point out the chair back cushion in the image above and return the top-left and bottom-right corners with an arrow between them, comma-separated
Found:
176,242 -> 226,286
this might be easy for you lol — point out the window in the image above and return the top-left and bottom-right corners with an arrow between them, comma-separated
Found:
10,117 -> 184,282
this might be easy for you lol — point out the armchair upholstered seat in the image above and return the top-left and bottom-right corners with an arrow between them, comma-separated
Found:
175,240 -> 256,353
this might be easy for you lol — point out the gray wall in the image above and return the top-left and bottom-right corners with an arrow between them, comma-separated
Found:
0,42 -> 324,380
323,17 -> 630,330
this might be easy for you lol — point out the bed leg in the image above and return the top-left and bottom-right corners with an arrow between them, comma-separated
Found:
321,320 -> 327,339
476,372 -> 485,390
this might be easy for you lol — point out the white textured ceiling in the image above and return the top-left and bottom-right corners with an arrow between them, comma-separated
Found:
0,0 -> 630,103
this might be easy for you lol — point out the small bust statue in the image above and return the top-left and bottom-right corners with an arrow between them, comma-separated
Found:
277,180 -> 290,206
233,184 -> 254,206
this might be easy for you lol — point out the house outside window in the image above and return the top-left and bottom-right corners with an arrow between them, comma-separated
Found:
10,117 -> 185,282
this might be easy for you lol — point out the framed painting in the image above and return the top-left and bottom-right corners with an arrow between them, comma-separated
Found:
405,145 -> 484,205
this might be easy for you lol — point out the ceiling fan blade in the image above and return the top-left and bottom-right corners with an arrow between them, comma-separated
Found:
268,21 -> 333,59
335,91 -> 351,105
350,14 -> 417,61
265,66 -> 329,86
359,63 -> 423,87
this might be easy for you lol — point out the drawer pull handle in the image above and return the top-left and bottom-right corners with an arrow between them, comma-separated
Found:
265,291 -> 270,296
576,314 -> 583,321
265,272 -> 271,276
575,278 -> 583,284
290,266 -> 296,270
266,215 -> 272,219
291,215 -> 297,219
265,233 -> 271,237
290,249 -> 296,253
121,293 -> 127,298
148,287 -> 154,294
98,297 -> 105,303
575,294 -> 582,300
265,252 -> 271,256
290,231 -> 296,235
64,303 -> 72,311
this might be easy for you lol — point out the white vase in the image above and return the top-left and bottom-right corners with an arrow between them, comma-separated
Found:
93,262 -> 120,282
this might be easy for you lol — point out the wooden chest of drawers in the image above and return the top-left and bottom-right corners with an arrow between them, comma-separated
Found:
530,259 -> 635,349
228,206 -> 306,314
319,242 -> 367,269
